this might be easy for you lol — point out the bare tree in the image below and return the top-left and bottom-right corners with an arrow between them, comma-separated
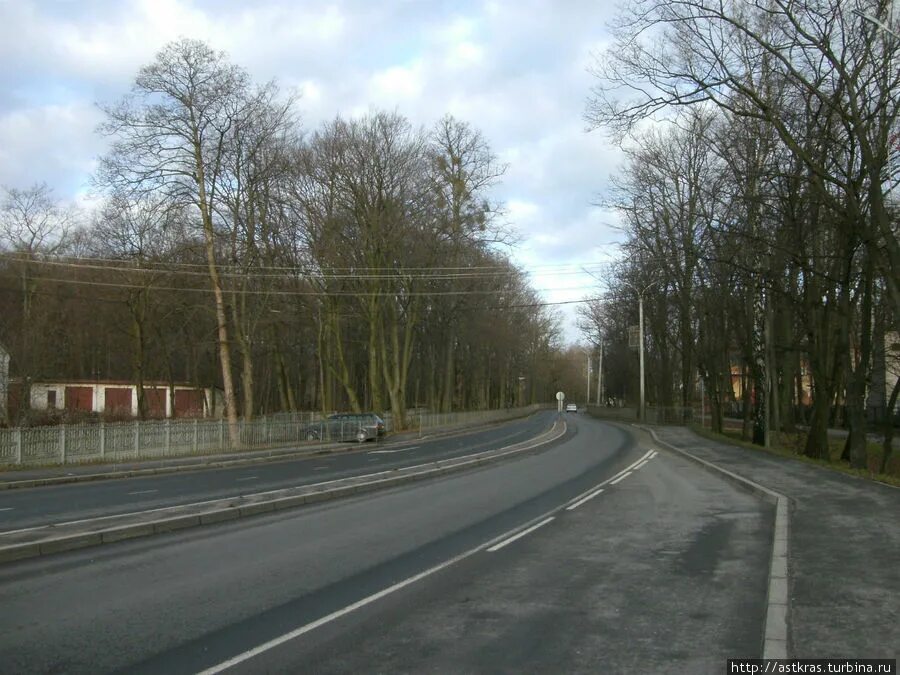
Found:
96,38 -> 263,446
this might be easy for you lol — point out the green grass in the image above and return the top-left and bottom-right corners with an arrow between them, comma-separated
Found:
688,424 -> 900,488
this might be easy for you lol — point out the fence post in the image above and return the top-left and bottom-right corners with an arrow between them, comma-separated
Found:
192,419 -> 199,454
99,422 -> 105,460
165,419 -> 171,456
15,428 -> 22,465
134,420 -> 140,456
60,425 -> 66,464
219,418 -> 225,451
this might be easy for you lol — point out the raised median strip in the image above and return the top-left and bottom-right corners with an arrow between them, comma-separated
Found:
0,418 -> 567,564
639,425 -> 790,660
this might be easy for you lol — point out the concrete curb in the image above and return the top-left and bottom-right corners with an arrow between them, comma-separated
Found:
0,411 -> 544,490
0,419 -> 568,565
639,426 -> 790,660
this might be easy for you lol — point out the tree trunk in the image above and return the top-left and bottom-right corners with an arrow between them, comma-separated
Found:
843,257 -> 874,469
880,375 -> 900,474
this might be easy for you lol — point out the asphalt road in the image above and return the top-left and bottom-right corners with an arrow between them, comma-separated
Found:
0,411 -> 556,531
0,415 -> 773,674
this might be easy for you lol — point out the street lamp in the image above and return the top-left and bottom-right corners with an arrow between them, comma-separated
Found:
621,279 -> 663,421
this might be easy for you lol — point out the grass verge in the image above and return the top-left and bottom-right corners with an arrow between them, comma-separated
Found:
688,424 -> 900,488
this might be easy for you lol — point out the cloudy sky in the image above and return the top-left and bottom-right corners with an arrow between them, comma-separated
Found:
0,0 -> 625,343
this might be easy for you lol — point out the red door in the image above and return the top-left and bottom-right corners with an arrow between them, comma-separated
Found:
104,387 -> 132,415
64,386 -> 93,412
144,388 -> 167,418
174,389 -> 204,418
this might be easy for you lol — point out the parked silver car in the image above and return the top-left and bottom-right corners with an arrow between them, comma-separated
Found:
303,412 -> 385,443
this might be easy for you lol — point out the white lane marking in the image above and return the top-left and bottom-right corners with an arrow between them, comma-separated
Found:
487,516 -> 555,553
650,450 -> 659,458
565,489 -> 604,511
198,504 -> 560,675
368,446 -> 418,455
0,507 -> 14,512
0,419 -> 565,537
559,448 -> 654,512
632,460 -> 649,471
127,489 -> 159,495
610,471 -> 632,485
236,476 -> 259,482
313,467 -> 329,471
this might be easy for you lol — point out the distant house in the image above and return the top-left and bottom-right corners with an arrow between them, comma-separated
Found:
0,343 -> 9,425
13,379 -> 223,419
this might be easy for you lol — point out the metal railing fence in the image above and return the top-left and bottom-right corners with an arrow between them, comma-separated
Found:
0,405 -> 545,467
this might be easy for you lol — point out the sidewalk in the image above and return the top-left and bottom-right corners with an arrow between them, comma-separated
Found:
651,426 -> 899,660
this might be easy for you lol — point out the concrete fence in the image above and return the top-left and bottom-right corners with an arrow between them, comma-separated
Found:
0,405 -> 544,468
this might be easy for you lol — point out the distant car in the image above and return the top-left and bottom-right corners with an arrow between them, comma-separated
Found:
566,403 -> 578,413
303,412 -> 385,443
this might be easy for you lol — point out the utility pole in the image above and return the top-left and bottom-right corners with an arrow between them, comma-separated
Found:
586,352 -> 591,405
621,279 -> 662,422
638,292 -> 646,422
597,340 -> 603,406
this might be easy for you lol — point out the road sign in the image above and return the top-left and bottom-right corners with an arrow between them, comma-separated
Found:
556,391 -> 565,401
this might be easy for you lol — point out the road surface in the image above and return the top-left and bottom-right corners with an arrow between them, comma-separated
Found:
0,415 -> 772,674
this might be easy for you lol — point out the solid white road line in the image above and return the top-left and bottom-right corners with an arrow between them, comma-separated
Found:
487,517 -> 555,553
610,471 -> 632,485
565,489 -> 604,511
0,507 -> 13,512
632,460 -> 649,471
196,545 -> 480,675
236,476 -> 259,482
127,489 -> 159,495
368,447 -> 418,455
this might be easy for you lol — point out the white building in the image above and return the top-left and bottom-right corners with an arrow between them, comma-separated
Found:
25,379 -> 223,419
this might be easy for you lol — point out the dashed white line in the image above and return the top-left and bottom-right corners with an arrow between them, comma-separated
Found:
0,507 -> 14,512
236,476 -> 259,482
633,460 -> 649,471
487,516 -> 555,552
610,471 -> 632,485
127,489 -> 159,495
565,489 -> 604,511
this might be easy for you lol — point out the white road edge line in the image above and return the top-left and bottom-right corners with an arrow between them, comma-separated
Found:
127,489 -> 159,495
486,516 -> 555,553
0,508 -> 14,512
368,447 -> 418,455
632,460 -> 649,471
565,489 -> 604,511
609,471 -> 632,485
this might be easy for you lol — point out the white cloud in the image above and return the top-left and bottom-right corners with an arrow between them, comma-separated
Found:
368,61 -> 425,102
0,0 -> 624,343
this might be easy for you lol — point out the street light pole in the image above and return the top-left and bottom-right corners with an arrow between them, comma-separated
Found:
597,340 -> 603,406
586,352 -> 591,406
621,279 -> 661,421
638,292 -> 646,422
